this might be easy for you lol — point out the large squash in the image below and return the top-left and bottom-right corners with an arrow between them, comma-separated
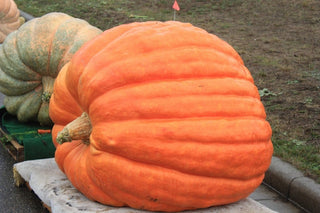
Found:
0,0 -> 24,43
0,12 -> 102,126
49,21 -> 273,212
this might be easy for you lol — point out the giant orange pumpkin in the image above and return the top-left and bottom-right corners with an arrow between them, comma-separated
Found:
49,21 -> 273,212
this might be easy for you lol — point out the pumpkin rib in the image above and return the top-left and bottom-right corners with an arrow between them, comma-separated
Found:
0,2 -> 11,19
67,20 -> 244,103
15,90 -> 42,122
89,134 -> 272,179
31,14 -> 66,76
0,0 -> 23,43
0,0 -> 19,20
90,117 -> 271,144
71,22 -> 247,107
78,62 -> 254,111
64,23 -> 140,102
15,23 -> 40,76
0,33 -> 41,81
55,139 -> 83,172
0,70 -> 40,96
78,44 -> 248,82
0,22 -> 20,35
88,94 -> 266,123
55,24 -> 96,73
57,139 -> 263,211
84,77 -> 259,97
85,43 -> 242,72
75,42 -> 251,89
4,86 -> 42,121
45,31 -> 54,78
85,150 -> 264,211
81,75 -> 256,113
60,143 -> 125,207
50,93 -> 81,124
61,146 -> 181,211
58,146 -> 259,211
58,121 -> 266,210
82,77 -> 259,117
86,22 -> 242,67
80,44 -> 245,69
0,9 -> 19,21
50,18 -> 102,76
49,64 -> 83,125
87,118 -> 272,179
0,70 -> 40,95
47,17 -> 76,76
12,13 -> 98,77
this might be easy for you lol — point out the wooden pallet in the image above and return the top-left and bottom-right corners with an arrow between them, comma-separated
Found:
13,166 -> 52,212
0,127 -> 24,162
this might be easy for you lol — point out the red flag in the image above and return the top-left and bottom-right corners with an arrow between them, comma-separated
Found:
172,0 -> 180,11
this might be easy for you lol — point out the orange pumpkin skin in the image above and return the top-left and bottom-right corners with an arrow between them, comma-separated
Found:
49,21 -> 273,212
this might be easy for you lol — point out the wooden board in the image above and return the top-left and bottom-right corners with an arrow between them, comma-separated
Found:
13,166 -> 52,212
0,127 -> 24,161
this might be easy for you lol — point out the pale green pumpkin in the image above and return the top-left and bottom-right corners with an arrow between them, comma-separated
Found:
0,12 -> 102,126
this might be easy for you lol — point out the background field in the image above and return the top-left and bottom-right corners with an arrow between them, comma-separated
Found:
15,0 -> 320,182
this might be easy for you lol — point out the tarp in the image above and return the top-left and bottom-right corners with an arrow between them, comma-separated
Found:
0,107 -> 55,160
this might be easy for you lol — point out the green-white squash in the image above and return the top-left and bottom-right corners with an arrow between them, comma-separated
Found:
0,12 -> 102,126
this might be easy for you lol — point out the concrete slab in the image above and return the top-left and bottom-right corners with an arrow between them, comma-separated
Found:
290,177 -> 320,212
250,184 -> 279,201
264,157 -> 304,197
14,158 -> 276,213
264,156 -> 320,212
250,185 -> 303,213
19,10 -> 34,21
256,199 -> 303,213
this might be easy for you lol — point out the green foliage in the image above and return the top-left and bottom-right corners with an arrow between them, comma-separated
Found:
259,88 -> 277,97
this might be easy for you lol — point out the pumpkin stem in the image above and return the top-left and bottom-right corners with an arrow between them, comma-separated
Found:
56,112 -> 92,145
41,76 -> 55,102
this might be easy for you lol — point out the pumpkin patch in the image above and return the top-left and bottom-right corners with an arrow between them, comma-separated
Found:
49,21 -> 273,212
0,12 -> 102,126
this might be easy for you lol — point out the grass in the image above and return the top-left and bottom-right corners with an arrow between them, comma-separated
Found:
274,138 -> 320,179
14,0 -> 320,183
